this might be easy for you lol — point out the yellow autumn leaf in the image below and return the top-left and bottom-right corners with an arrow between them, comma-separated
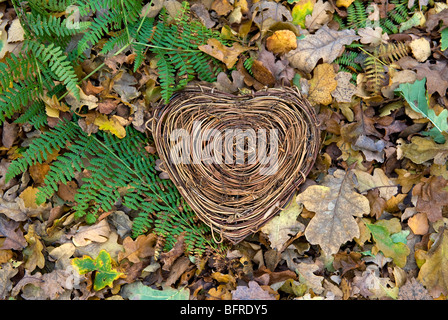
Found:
266,30 -> 297,55
19,187 -> 41,209
307,63 -> 337,106
336,0 -> 355,8
94,114 -> 127,139
198,38 -> 251,69
292,0 -> 315,28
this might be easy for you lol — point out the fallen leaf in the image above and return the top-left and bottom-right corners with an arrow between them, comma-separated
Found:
286,25 -> 360,74
266,30 -> 297,55
71,249 -> 124,291
19,187 -> 41,209
121,281 -> 190,300
211,0 -> 233,16
118,234 -> 157,263
261,194 -> 305,251
7,19 -> 24,43
65,86 -> 98,111
398,278 -> 432,300
0,262 -> 18,299
353,266 -> 399,299
251,1 -> 292,32
413,60 -> 448,96
425,9 -> 448,32
305,0 -> 334,31
94,114 -> 127,139
23,224 -> 45,272
307,63 -> 337,106
354,168 -> 398,201
332,72 -> 356,103
296,169 -> 370,256
1,120 -> 18,149
295,262 -> 324,294
72,219 -> 111,247
412,176 -> 448,222
417,229 -> 448,297
232,280 -> 276,300
0,214 -> 27,250
397,135 -> 448,165
251,60 -> 276,86
336,0 -> 355,8
214,70 -> 245,93
160,233 -> 185,270
365,219 -> 410,268
198,38 -> 251,69
409,37 -> 431,62
408,212 -> 429,235
292,0 -> 315,28
357,27 -> 389,47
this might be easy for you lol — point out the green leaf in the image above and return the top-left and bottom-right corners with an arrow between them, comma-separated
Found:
395,78 -> 448,133
441,27 -> 448,51
121,281 -> 190,300
365,219 -> 410,268
71,250 -> 124,291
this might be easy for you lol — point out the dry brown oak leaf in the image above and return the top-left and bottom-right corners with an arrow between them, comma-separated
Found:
296,169 -> 370,256
286,25 -> 360,74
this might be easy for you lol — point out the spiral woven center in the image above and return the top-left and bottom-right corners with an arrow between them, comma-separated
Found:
153,86 -> 320,243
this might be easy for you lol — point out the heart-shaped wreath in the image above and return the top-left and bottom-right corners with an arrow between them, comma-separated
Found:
152,85 -> 321,244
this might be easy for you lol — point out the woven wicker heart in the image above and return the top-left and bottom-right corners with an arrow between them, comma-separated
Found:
152,86 -> 320,244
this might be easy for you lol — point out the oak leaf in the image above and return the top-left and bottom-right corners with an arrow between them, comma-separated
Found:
72,219 -> 111,247
296,169 -> 370,256
412,176 -> 448,222
307,63 -> 337,106
94,113 -> 127,139
397,135 -> 448,165
198,38 -> 250,69
417,229 -> 448,297
304,0 -> 334,31
118,234 -> 157,263
295,262 -> 324,294
332,72 -> 356,103
357,27 -> 389,47
0,214 -> 27,250
286,25 -> 360,74
365,219 -> 410,268
353,168 -> 398,201
261,194 -> 305,251
232,281 -> 276,300
23,224 -> 45,272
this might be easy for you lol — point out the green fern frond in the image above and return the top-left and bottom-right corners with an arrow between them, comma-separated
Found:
77,8 -> 123,56
25,40 -> 80,99
0,78 -> 42,123
5,120 -> 80,182
25,12 -> 89,44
